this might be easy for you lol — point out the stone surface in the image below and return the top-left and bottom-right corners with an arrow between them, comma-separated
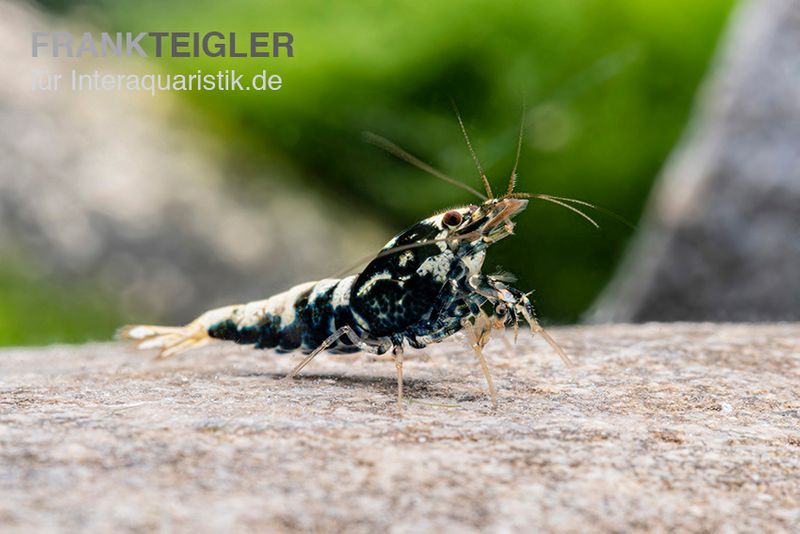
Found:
1,323 -> 798,532
591,0 -> 800,322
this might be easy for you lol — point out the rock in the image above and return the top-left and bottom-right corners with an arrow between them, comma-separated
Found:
590,0 -> 800,322
0,323 -> 798,531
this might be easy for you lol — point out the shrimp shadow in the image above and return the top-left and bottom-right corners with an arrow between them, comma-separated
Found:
236,370 -> 440,397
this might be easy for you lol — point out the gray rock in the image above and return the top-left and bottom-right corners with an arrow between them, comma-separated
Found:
0,323 -> 798,532
590,0 -> 800,322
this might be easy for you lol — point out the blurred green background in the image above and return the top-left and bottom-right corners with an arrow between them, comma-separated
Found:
6,0 -> 734,345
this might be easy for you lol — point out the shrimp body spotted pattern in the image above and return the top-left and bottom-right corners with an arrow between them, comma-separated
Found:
121,118 -> 586,408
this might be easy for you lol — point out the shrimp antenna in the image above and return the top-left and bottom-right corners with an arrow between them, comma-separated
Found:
364,132 -> 487,201
451,99 -> 494,199
536,194 -> 635,229
507,192 -> 600,229
329,230 -> 484,278
372,230 -> 483,260
507,97 -> 526,196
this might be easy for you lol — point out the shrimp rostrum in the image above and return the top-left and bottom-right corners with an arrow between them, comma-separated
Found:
120,116 -> 593,409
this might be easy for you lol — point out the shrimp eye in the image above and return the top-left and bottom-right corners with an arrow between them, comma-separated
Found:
443,210 -> 463,228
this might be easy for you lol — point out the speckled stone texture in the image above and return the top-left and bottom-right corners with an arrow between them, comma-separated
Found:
1,323 -> 798,532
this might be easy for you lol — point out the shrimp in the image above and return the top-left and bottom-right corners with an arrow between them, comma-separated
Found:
119,109 -> 599,410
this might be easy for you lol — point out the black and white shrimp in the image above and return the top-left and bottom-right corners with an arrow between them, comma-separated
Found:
120,113 -> 599,408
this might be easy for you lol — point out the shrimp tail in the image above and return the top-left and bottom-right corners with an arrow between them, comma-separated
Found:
117,322 -> 214,359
